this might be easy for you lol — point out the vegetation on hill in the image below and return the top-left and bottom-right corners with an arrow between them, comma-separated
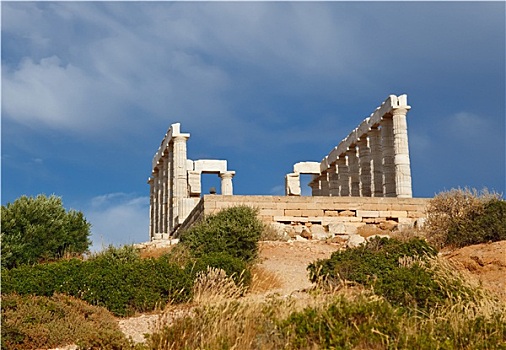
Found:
425,188 -> 506,248
1,194 -> 91,269
2,190 -> 505,349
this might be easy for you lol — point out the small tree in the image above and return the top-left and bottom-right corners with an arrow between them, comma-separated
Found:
1,194 -> 91,269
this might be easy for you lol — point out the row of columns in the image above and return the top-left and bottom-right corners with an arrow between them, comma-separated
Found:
148,123 -> 236,240
309,107 -> 412,198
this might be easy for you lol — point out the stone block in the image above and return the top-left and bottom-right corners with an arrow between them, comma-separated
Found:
328,223 -> 346,234
356,210 -> 380,218
194,159 -> 227,173
408,211 -> 425,218
339,210 -> 355,217
324,210 -> 339,217
389,210 -> 408,218
322,217 -> 362,225
285,209 -> 302,216
302,209 -> 324,217
293,161 -> 321,174
260,209 -> 284,217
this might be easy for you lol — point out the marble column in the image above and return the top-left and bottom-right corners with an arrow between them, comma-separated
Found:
220,171 -> 235,195
369,127 -> 383,197
347,146 -> 360,196
381,117 -> 396,197
308,175 -> 321,196
154,169 -> 161,236
357,137 -> 372,197
328,164 -> 339,196
172,135 -> 189,226
167,147 -> 174,232
319,172 -> 330,196
392,107 -> 413,198
148,177 -> 154,240
159,156 -> 167,234
336,156 -> 349,196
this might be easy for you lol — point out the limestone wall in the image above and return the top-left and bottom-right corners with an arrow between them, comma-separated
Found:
176,195 -> 429,238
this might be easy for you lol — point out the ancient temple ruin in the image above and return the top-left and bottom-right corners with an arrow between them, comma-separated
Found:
149,94 -> 422,241
147,123 -> 235,239
285,94 -> 412,198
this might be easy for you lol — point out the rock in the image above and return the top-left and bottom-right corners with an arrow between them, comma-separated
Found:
378,220 -> 398,231
300,229 -> 312,240
347,234 -> 366,248
295,235 -> 308,241
328,223 -> 346,234
339,210 -> 355,217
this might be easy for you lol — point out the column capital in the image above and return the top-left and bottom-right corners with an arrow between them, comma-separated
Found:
173,134 -> 190,143
219,171 -> 236,179
392,106 -> 411,116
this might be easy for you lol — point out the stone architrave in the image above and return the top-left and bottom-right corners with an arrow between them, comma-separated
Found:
347,146 -> 360,196
357,137 -> 372,197
220,171 -> 235,195
381,117 -> 396,197
392,107 -> 412,198
369,127 -> 383,197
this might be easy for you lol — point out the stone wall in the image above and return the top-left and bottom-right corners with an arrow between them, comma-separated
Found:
176,195 -> 429,240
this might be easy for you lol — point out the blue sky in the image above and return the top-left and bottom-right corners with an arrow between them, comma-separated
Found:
2,1 -> 505,250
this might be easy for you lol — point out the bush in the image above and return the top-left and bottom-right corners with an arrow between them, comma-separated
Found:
1,293 -> 133,350
308,238 -> 443,310
1,194 -> 91,269
2,246 -> 193,317
425,188 -> 505,248
179,206 -> 263,262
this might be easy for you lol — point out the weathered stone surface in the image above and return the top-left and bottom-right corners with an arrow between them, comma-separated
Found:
293,161 -> 320,174
339,210 -> 355,217
347,234 -> 366,248
378,220 -> 398,231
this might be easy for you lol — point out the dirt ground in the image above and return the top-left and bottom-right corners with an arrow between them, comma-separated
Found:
118,239 -> 506,344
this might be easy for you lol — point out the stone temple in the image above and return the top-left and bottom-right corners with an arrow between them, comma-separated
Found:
148,94 -> 428,242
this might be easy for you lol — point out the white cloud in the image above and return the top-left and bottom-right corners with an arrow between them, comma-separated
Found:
84,193 -> 149,252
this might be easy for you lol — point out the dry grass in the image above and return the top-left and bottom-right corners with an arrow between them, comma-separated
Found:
139,246 -> 173,259
145,255 -> 506,350
248,265 -> 283,294
424,187 -> 501,248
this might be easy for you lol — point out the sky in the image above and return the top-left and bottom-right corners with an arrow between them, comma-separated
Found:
2,1 -> 505,250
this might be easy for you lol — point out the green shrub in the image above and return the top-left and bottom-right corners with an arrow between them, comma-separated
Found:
308,238 -> 443,310
1,293 -> 133,350
281,295 -> 403,349
1,194 -> 91,269
445,198 -> 506,247
179,206 -> 263,262
2,246 -> 193,317
425,188 -> 505,248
